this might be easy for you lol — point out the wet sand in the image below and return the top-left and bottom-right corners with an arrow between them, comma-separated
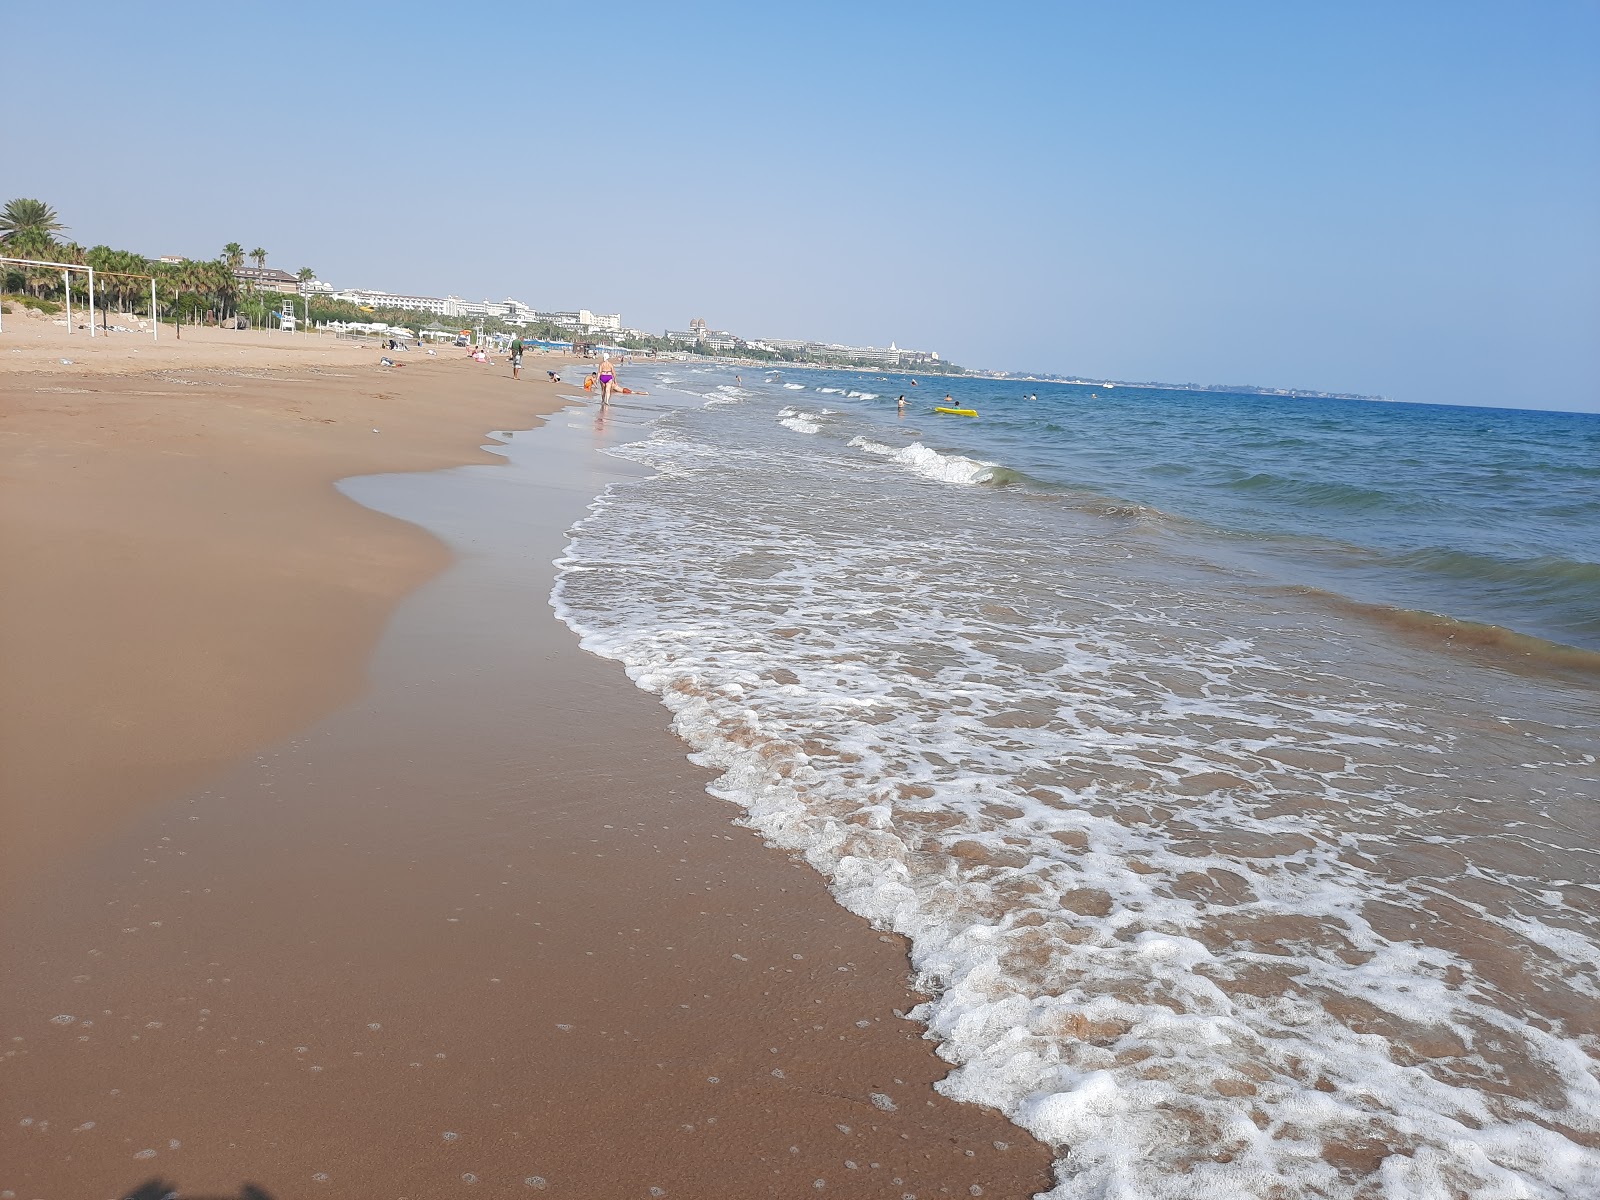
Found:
0,334 -> 570,892
0,340 -> 1054,1197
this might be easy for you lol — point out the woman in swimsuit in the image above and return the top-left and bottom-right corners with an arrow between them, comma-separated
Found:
598,355 -> 616,405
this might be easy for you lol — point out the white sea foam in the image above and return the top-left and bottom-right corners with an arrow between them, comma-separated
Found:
553,389 -> 1600,1199
783,383 -> 807,390
778,407 -> 821,435
849,436 -> 1001,486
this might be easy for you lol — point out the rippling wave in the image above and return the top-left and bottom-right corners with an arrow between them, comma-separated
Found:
554,371 -> 1600,1198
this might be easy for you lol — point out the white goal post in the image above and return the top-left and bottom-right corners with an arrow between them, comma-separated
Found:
0,255 -> 160,341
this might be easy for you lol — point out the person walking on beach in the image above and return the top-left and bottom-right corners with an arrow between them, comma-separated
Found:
509,336 -> 525,380
598,354 -> 617,405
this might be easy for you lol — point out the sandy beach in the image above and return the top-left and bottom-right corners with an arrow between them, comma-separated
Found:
1,323 -> 1053,1198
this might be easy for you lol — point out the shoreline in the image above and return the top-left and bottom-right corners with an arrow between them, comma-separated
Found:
1,340 -> 1057,1196
0,328 -> 578,891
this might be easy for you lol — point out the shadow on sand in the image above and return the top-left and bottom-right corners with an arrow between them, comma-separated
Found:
121,1182 -> 274,1200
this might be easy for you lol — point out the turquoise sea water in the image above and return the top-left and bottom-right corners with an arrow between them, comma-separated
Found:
807,374 -> 1600,653
553,366 -> 1600,1198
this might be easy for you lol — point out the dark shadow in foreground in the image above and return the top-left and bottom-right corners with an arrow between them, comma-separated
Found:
122,1181 -> 273,1200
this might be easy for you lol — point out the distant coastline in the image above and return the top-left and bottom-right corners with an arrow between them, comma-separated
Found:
688,352 -> 1385,402
995,374 -> 1386,401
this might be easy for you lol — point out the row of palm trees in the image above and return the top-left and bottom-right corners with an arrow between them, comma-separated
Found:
2,197 -> 302,325
221,242 -> 271,271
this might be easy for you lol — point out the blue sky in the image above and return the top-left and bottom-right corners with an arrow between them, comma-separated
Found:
7,1 -> 1597,410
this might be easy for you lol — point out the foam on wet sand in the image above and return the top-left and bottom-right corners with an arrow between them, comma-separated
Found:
0,339 -> 1054,1198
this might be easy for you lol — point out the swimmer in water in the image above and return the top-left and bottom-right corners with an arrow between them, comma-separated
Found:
896,395 -> 907,413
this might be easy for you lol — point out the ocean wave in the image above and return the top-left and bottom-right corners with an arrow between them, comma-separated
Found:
1276,587 -> 1600,680
1221,471 -> 1404,512
1346,546 -> 1600,648
848,436 -> 1008,486
554,441 -> 1600,1198
777,407 -> 821,435
783,382 -> 806,390
1393,545 -> 1600,593
551,375 -> 1600,1198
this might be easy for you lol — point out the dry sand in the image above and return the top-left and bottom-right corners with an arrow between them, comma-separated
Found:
0,325 -> 1054,1198
1,321 -> 566,890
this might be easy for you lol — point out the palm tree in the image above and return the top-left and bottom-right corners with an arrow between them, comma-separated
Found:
5,228 -> 58,296
222,243 -> 245,272
177,260 -> 207,323
52,242 -> 85,310
86,246 -> 155,319
250,247 -> 267,269
297,266 -> 315,284
209,260 -> 238,321
0,198 -> 66,243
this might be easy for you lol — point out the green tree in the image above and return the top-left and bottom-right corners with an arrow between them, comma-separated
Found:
222,242 -> 245,271
297,266 -> 315,284
0,198 -> 66,243
250,247 -> 267,269
5,228 -> 59,296
215,260 -> 239,319
86,246 -> 155,319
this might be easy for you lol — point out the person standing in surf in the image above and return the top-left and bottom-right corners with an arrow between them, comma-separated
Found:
598,354 -> 617,405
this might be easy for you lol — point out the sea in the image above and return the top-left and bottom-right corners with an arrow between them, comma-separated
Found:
551,365 -> 1600,1199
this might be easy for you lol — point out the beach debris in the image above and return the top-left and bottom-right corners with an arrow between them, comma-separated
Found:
58,358 -> 73,365
869,1092 -> 898,1112
372,428 -> 380,433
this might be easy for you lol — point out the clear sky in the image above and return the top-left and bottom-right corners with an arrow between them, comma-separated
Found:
8,1 -> 1598,410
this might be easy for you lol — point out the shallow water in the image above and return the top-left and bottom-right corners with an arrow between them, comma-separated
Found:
554,368 -> 1600,1198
